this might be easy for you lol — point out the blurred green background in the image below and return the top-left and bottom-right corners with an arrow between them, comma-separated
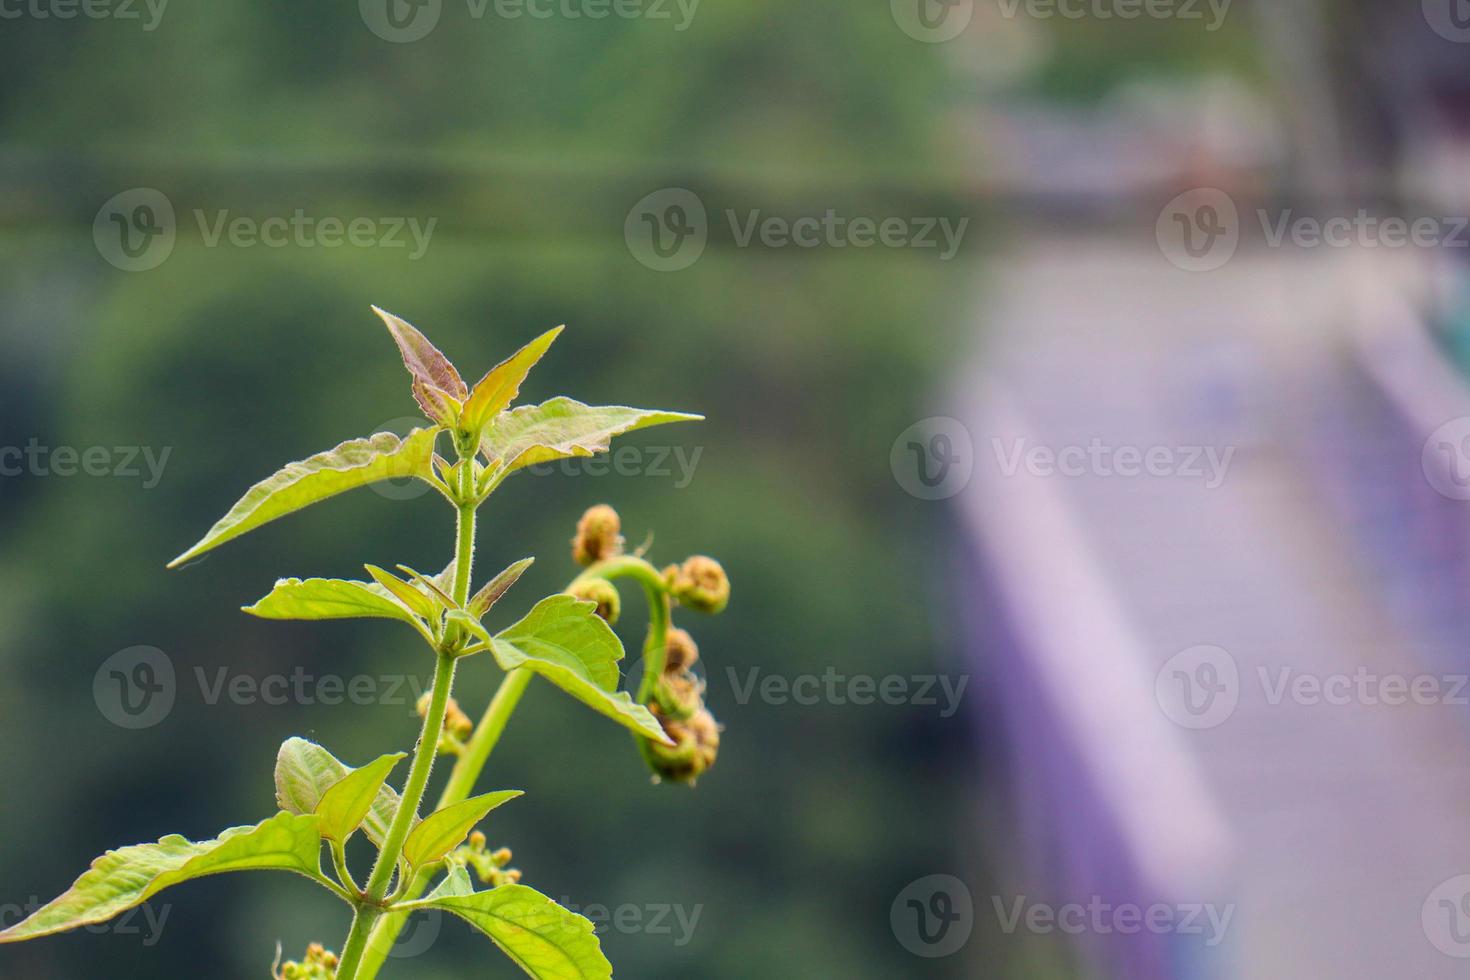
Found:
0,1 -> 1003,976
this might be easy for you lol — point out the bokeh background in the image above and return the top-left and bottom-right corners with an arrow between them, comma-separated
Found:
8,0 -> 1470,978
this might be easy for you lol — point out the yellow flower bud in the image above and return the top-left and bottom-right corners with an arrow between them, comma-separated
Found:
568,578 -> 621,625
646,706 -> 721,784
664,556 -> 729,614
663,627 -> 699,672
572,504 -> 623,565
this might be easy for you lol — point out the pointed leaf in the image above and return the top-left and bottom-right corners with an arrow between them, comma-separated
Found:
373,306 -> 468,421
366,564 -> 442,622
403,791 -> 522,871
0,812 -> 323,943
491,596 -> 672,744
480,397 -> 701,475
469,557 -> 535,618
168,428 -> 440,568
459,326 -> 564,437
407,884 -> 611,980
275,738 -> 405,847
415,380 -> 463,428
316,753 -> 407,843
397,564 -> 456,608
243,577 -> 423,626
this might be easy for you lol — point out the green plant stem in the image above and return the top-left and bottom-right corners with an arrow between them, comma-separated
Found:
337,483 -> 478,979
354,666 -> 533,979
354,556 -> 668,980
331,838 -> 360,896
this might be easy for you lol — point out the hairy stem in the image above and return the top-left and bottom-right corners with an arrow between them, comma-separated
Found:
353,554 -> 669,980
337,482 -> 477,978
354,666 -> 533,978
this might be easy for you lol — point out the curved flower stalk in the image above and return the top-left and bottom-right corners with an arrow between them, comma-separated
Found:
0,308 -> 732,980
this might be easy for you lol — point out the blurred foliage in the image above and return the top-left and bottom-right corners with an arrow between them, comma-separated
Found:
0,2 -> 994,978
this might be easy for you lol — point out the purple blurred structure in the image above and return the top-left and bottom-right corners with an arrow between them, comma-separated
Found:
951,237 -> 1470,978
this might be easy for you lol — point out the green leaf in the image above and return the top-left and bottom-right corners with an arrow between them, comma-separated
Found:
491,595 -> 672,744
479,397 -> 701,476
458,326 -> 564,437
373,306 -> 468,423
243,577 -> 423,627
315,753 -> 407,844
424,864 -> 476,901
406,884 -> 611,980
0,812 -> 323,944
402,791 -> 522,871
396,564 -> 457,608
468,557 -> 535,618
275,738 -> 405,848
365,564 -> 442,622
168,428 -> 440,568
